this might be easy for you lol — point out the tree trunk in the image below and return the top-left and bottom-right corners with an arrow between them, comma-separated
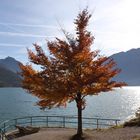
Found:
76,92 -> 83,137
77,103 -> 82,135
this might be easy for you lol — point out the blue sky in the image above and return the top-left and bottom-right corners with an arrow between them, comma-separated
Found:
0,0 -> 140,63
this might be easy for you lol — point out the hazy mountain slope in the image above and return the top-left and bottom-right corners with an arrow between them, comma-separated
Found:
0,66 -> 21,87
111,48 -> 140,85
0,56 -> 21,73
0,56 -> 22,87
0,47 -> 140,87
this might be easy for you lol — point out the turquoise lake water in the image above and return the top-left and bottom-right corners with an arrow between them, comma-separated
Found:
0,87 -> 140,122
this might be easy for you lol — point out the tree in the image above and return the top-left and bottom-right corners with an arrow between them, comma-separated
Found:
20,9 -> 126,138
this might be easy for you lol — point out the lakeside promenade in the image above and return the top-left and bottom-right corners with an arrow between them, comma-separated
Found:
11,127 -> 140,140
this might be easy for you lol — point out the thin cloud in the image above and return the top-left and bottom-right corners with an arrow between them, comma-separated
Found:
0,43 -> 29,47
0,22 -> 58,29
0,31 -> 55,38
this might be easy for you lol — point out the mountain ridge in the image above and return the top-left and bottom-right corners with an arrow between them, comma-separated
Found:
0,56 -> 21,73
0,57 -> 21,87
0,47 -> 140,86
111,48 -> 140,85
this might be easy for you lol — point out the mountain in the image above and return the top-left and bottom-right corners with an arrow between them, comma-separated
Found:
0,57 -> 22,87
0,47 -> 140,87
111,48 -> 140,86
0,66 -> 21,87
0,56 -> 21,73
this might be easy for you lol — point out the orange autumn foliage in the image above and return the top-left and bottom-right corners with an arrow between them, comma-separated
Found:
20,9 -> 126,110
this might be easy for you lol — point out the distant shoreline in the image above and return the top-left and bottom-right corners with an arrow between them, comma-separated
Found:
0,86 -> 21,88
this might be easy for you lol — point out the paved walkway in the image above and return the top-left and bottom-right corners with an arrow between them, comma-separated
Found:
15,128 -> 76,140
10,127 -> 140,140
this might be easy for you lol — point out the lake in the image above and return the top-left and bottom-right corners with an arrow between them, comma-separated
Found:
0,87 -> 140,123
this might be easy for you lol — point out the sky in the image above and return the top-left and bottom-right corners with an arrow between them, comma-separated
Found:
0,0 -> 140,63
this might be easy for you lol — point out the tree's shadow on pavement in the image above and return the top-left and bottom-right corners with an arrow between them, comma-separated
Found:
70,133 -> 90,140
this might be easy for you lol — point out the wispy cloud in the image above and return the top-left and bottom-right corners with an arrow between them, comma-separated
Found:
0,31 -> 55,38
0,43 -> 29,47
1,0 -> 140,62
0,22 -> 58,29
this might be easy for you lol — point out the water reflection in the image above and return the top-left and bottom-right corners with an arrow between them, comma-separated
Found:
0,87 -> 140,122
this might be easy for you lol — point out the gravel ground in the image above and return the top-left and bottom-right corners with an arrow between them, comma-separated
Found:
13,127 -> 140,140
